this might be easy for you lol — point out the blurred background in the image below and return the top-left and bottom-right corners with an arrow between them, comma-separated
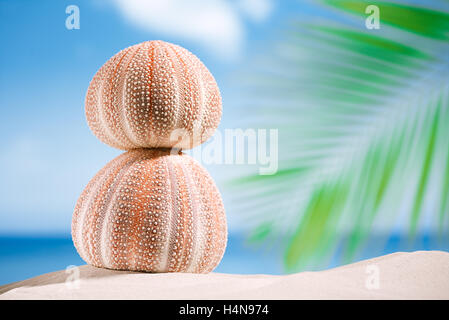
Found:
0,0 -> 448,285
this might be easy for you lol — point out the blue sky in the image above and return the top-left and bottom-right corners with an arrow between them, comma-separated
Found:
0,0 -> 327,234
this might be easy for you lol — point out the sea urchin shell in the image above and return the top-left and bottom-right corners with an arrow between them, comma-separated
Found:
85,40 -> 222,150
71,149 -> 227,273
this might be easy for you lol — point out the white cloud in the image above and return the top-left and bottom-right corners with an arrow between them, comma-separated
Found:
112,0 -> 273,59
238,0 -> 273,22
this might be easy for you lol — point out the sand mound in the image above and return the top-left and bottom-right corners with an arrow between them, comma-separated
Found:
1,251 -> 448,299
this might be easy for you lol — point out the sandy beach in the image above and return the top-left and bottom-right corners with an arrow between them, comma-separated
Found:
1,250 -> 448,299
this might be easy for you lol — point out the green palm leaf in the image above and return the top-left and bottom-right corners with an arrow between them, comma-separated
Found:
230,0 -> 449,272
324,0 -> 449,40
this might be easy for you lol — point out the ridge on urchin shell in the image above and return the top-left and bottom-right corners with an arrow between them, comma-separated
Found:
71,149 -> 227,273
85,40 -> 222,150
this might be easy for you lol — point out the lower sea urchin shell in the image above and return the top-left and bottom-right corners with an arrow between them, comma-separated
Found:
71,149 -> 227,273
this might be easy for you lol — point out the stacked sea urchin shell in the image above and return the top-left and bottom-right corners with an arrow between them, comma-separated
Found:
72,41 -> 227,273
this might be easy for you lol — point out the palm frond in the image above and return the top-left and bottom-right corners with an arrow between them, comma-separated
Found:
230,0 -> 449,272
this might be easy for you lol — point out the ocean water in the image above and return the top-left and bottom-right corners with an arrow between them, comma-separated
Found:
0,233 -> 447,286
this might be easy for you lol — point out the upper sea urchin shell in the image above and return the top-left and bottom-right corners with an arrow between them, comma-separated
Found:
71,149 -> 227,273
85,40 -> 222,150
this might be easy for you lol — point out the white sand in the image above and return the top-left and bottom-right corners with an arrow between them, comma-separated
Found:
1,251 -> 448,299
